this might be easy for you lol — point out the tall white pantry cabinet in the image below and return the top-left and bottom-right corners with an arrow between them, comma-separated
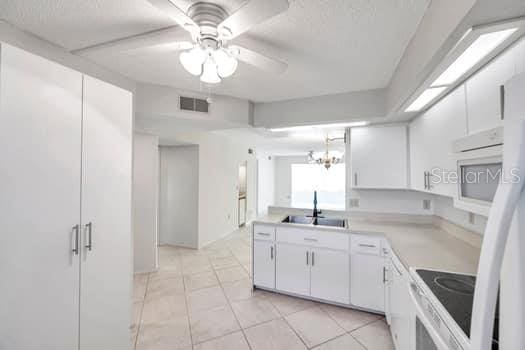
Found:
0,43 -> 133,350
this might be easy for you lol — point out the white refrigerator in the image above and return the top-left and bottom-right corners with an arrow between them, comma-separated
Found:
470,73 -> 525,349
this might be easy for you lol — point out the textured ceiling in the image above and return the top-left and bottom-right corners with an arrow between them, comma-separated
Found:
0,0 -> 430,102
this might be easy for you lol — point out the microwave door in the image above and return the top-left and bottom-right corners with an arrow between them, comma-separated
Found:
470,119 -> 525,350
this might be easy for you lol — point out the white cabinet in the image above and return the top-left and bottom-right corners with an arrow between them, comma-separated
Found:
310,248 -> 350,304
516,37 -> 525,75
465,48 -> 515,134
350,235 -> 386,312
276,243 -> 311,296
351,125 -> 408,189
409,86 -> 467,197
253,240 -> 275,289
0,44 -> 132,350
386,254 -> 410,350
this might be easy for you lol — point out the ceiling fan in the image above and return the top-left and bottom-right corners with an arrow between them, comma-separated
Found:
73,0 -> 290,84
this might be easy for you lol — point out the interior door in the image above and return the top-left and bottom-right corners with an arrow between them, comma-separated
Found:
0,44 -> 82,350
80,75 -> 133,350
276,243 -> 310,296
310,248 -> 349,304
253,240 -> 275,288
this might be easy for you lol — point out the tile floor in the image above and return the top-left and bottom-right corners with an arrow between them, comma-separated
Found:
131,227 -> 395,350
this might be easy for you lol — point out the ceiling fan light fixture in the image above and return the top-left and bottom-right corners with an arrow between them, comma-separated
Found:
200,57 -> 221,84
214,49 -> 238,78
179,46 -> 206,76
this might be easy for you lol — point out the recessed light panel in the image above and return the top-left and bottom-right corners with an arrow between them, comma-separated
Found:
269,121 -> 368,132
431,28 -> 518,87
405,87 -> 447,112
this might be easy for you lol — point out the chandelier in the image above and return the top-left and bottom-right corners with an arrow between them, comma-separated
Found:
308,136 -> 345,170
179,44 -> 238,84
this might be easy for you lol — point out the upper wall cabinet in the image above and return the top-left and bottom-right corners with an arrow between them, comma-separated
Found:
516,38 -> 525,75
465,47 -> 515,134
350,125 -> 408,189
410,86 -> 467,196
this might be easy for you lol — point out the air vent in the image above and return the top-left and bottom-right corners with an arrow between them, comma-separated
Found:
179,96 -> 209,113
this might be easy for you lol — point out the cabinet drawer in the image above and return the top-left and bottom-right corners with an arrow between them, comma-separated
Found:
276,227 -> 349,251
351,235 -> 382,255
253,224 -> 276,241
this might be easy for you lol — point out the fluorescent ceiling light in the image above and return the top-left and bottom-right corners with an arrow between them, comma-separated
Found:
431,28 -> 518,87
270,121 -> 368,132
405,87 -> 447,112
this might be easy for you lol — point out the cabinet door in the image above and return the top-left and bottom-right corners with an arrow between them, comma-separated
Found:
516,37 -> 525,75
466,48 -> 515,133
253,240 -> 275,289
350,253 -> 385,312
310,248 -> 349,304
80,76 -> 133,350
0,44 -> 82,350
409,86 -> 468,197
351,125 -> 408,189
390,260 -> 410,350
276,244 -> 310,296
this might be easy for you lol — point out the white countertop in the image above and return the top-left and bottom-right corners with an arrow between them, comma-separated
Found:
253,214 -> 480,275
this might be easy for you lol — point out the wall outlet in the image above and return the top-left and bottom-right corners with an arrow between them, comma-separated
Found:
349,198 -> 360,208
423,199 -> 431,210
468,212 -> 475,225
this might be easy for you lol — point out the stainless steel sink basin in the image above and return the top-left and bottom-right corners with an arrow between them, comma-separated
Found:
313,217 -> 346,228
281,215 -> 313,224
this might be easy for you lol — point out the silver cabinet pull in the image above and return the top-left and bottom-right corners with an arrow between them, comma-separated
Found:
311,252 -> 315,266
424,171 -> 428,190
383,266 -> 387,283
85,222 -> 93,251
354,173 -> 358,187
270,246 -> 274,260
306,251 -> 309,265
358,243 -> 376,248
72,224 -> 80,255
304,238 -> 318,242
257,232 -> 270,236
500,85 -> 505,120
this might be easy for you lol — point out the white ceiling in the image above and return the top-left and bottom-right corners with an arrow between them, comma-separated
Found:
0,0 -> 430,102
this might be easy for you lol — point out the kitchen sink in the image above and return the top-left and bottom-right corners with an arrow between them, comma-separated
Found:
281,215 -> 313,224
313,217 -> 346,228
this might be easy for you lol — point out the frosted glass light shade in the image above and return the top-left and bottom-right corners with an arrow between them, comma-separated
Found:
213,49 -> 238,78
200,57 -> 221,84
179,46 -> 206,76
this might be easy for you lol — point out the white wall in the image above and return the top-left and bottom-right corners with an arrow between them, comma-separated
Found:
132,133 -> 159,273
434,195 -> 487,234
159,145 -> 199,248
257,153 -> 276,215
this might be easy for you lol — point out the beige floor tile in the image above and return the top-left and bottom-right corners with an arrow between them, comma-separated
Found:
136,317 -> 192,350
320,304 -> 383,331
242,264 -> 252,276
312,334 -> 365,350
187,286 -> 228,314
210,256 -> 240,269
133,274 -> 149,302
231,297 -> 280,328
221,278 -> 254,302
146,277 -> 185,299
142,295 -> 187,323
244,318 -> 306,350
149,269 -> 182,282
351,319 -> 394,350
132,301 -> 143,329
215,266 -> 249,283
182,256 -> 213,275
193,331 -> 249,350
189,305 -> 241,344
233,252 -> 251,265
267,293 -> 317,316
285,307 -> 345,348
184,271 -> 219,292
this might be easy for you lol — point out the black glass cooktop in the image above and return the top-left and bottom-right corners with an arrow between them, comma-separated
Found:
416,269 -> 499,349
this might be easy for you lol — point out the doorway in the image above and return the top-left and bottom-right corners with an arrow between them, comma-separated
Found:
238,162 -> 247,227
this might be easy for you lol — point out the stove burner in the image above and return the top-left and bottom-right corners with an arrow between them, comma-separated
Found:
434,276 -> 475,295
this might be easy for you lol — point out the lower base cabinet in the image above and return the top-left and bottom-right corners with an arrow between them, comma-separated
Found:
275,243 -> 310,296
387,255 -> 411,350
310,248 -> 350,304
350,253 -> 386,312
253,240 -> 275,288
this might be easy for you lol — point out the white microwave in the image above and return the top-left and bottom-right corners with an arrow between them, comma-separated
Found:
453,128 -> 503,216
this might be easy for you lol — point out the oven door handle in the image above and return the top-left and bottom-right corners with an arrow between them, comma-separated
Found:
409,285 -> 451,350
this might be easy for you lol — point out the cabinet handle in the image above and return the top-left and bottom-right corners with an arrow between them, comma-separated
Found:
257,232 -> 271,236
383,266 -> 387,283
85,222 -> 93,251
304,238 -> 318,242
358,243 -> 376,248
270,246 -> 274,260
72,224 -> 80,255
311,252 -> 315,266
306,251 -> 309,265
500,85 -> 505,120
424,171 -> 428,190
354,173 -> 358,187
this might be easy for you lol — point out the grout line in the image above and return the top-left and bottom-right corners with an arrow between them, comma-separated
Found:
348,332 -> 368,350
180,259 -> 195,350
281,315 -> 310,349
133,272 -> 149,350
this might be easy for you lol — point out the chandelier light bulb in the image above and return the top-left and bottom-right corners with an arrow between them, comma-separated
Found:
200,56 -> 221,84
213,48 -> 238,78
179,46 -> 206,76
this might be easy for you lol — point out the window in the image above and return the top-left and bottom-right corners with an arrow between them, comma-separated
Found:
291,163 -> 345,210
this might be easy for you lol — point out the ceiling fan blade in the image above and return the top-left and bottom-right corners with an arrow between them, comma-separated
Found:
230,45 -> 287,74
146,0 -> 199,35
125,41 -> 193,55
218,0 -> 289,39
72,26 -> 188,56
